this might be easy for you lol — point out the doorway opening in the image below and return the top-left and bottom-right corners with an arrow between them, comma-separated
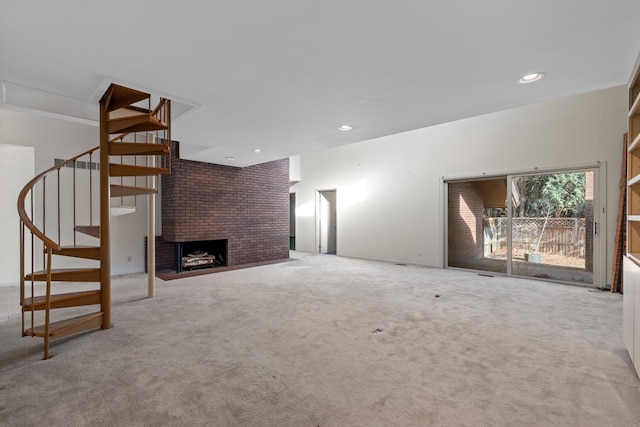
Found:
290,192 -> 296,250
446,168 -> 598,286
317,190 -> 337,254
447,178 -> 508,274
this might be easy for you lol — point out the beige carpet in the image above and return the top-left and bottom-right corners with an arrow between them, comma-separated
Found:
1,252 -> 639,426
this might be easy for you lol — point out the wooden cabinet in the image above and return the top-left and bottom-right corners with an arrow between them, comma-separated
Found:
628,64 -> 640,260
625,58 -> 640,375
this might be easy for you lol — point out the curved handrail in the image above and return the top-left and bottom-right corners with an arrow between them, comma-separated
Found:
17,146 -> 100,251
151,97 -> 167,117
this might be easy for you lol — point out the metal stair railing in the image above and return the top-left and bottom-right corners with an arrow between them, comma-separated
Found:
17,146 -> 100,355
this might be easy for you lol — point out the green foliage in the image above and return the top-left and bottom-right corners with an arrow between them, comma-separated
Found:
513,172 -> 586,218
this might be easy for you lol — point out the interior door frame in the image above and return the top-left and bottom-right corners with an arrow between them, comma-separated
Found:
442,162 -> 606,287
316,189 -> 337,254
289,191 -> 296,250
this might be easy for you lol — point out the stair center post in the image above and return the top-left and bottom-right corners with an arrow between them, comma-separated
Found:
147,133 -> 156,298
99,99 -> 111,329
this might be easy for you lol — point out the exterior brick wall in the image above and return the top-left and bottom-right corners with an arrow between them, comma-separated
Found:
161,141 -> 289,269
448,181 -> 484,263
585,171 -> 594,272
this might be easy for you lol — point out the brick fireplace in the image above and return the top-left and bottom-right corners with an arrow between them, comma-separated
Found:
152,141 -> 290,273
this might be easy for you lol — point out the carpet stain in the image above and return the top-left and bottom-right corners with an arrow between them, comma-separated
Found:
372,393 -> 391,409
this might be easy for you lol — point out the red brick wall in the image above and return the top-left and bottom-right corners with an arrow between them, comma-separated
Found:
585,171 -> 594,272
448,181 -> 484,263
144,236 -> 175,272
161,141 -> 289,267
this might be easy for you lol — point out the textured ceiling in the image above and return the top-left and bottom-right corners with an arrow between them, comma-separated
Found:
1,1 -> 640,166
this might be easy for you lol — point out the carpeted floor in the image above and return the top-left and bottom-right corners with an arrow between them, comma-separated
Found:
1,251 -> 639,426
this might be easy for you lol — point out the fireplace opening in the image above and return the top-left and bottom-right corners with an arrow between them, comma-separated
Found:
176,239 -> 228,273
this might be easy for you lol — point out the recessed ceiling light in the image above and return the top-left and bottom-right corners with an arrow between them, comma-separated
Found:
338,125 -> 353,131
519,72 -> 545,84
225,156 -> 235,160
253,149 -> 262,153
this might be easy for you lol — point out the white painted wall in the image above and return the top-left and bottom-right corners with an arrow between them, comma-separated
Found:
0,109 -> 151,279
290,155 -> 301,183
0,144 -> 34,284
294,86 -> 628,286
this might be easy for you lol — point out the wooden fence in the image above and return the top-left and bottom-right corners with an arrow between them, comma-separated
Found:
485,218 -> 586,258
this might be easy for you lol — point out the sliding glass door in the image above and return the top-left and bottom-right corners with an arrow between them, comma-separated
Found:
446,168 -> 598,285
509,171 -> 594,284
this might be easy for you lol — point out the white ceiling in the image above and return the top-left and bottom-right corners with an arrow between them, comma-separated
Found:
2,1 -> 640,167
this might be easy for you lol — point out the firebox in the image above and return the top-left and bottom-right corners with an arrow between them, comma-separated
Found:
176,239 -> 228,273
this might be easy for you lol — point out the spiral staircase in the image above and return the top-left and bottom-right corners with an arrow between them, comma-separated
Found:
17,84 -> 171,359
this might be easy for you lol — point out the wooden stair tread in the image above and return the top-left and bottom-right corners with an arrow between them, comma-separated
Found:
75,225 -> 100,238
110,164 -> 169,177
103,84 -> 149,112
107,114 -> 167,134
22,290 -> 101,311
111,184 -> 157,197
27,312 -> 103,338
51,245 -> 100,260
25,268 -> 101,282
120,105 -> 151,114
109,142 -> 170,156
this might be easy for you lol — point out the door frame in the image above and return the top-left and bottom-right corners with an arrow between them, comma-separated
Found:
316,189 -> 337,254
289,191 -> 296,250
442,162 -> 605,287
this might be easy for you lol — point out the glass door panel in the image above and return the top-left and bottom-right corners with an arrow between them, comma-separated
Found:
510,171 -> 594,284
